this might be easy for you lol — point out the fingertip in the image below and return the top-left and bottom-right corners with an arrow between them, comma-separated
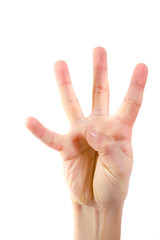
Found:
136,63 -> 148,77
141,63 -> 148,71
93,46 -> 107,69
25,116 -> 36,127
24,116 -> 31,127
24,117 -> 42,138
53,60 -> 68,71
24,117 -> 29,126
93,46 -> 107,56
132,63 -> 148,88
53,60 -> 71,85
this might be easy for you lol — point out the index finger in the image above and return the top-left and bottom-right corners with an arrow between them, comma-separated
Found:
54,60 -> 84,126
115,63 -> 148,127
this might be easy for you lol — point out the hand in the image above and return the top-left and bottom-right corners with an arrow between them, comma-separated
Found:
25,47 -> 148,210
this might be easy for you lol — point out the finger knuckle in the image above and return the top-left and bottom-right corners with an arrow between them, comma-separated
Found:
93,86 -> 109,94
63,98 -> 78,107
124,97 -> 141,107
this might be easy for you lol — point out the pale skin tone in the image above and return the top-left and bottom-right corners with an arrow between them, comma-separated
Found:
25,47 -> 148,239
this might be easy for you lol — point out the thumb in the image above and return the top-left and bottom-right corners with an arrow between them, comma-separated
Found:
85,128 -> 115,154
85,128 -> 132,179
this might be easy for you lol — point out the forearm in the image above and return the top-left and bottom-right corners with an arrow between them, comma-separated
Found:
73,203 -> 123,240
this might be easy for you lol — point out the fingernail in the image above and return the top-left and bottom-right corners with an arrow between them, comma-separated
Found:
89,130 -> 98,138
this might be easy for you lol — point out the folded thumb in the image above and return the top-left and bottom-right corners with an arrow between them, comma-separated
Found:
85,128 -> 115,153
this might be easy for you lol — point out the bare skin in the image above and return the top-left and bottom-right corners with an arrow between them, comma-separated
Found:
25,47 -> 148,213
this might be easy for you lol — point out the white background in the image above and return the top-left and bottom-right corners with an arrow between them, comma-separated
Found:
0,0 -> 160,239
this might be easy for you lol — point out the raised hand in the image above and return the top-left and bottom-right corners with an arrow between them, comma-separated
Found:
25,47 -> 148,210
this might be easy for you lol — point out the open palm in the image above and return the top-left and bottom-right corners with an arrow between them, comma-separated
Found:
25,47 -> 148,209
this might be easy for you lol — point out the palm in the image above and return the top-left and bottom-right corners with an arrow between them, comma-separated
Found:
61,114 -> 132,208
25,47 -> 148,209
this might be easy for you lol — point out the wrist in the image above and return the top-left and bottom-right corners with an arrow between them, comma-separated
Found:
72,202 -> 124,240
